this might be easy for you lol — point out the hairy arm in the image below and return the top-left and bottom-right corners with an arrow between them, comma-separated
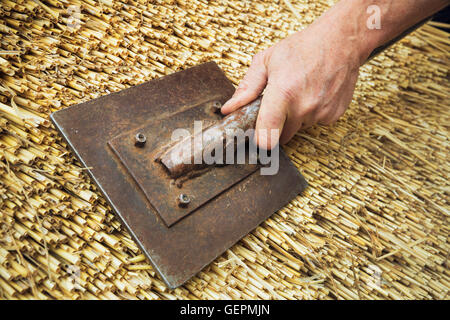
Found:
221,0 -> 449,149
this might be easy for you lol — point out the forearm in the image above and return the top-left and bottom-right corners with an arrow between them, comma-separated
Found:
313,0 -> 449,65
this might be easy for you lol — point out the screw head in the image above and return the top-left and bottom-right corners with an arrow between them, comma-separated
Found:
177,193 -> 190,208
134,132 -> 146,147
209,101 -> 222,115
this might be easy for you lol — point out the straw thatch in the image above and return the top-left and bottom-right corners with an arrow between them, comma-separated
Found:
0,0 -> 449,300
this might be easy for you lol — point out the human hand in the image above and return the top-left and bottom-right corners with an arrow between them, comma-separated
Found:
221,15 -> 366,149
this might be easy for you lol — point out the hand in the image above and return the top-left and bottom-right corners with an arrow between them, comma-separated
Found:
221,0 -> 448,149
221,18 -> 364,149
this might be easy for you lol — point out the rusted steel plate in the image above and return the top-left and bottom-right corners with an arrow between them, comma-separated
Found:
108,101 -> 260,227
50,62 -> 308,288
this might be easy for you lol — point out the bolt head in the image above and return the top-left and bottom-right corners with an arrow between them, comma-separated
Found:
134,133 -> 146,147
177,194 -> 190,207
209,101 -> 222,115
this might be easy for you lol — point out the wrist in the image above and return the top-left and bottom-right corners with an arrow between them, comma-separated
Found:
313,0 -> 449,65
311,0 -> 383,66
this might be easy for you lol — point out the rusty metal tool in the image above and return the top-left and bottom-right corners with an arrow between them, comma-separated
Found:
51,62 -> 307,289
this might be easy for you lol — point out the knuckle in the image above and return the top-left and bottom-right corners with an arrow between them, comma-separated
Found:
314,105 -> 331,122
269,78 -> 309,114
329,117 -> 339,125
261,113 -> 284,131
319,118 -> 333,125
295,102 -> 316,118
304,93 -> 326,114
319,110 -> 342,125
303,102 -> 317,115
290,76 -> 306,91
275,84 -> 298,104
332,111 -> 345,123
318,111 -> 335,125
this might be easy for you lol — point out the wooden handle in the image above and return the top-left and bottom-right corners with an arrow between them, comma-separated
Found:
156,98 -> 261,178
157,17 -> 431,178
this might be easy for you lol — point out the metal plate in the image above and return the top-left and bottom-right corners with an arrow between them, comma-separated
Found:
50,62 -> 308,288
108,103 -> 260,227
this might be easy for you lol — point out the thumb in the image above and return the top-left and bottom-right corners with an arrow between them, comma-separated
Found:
254,83 -> 289,150
221,51 -> 268,114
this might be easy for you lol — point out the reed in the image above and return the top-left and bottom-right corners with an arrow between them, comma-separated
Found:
0,0 -> 449,300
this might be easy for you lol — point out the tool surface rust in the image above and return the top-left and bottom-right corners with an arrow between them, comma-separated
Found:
50,62 -> 307,288
155,97 -> 261,178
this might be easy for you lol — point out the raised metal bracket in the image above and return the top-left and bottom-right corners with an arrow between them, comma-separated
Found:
50,62 -> 307,288
108,100 -> 260,227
